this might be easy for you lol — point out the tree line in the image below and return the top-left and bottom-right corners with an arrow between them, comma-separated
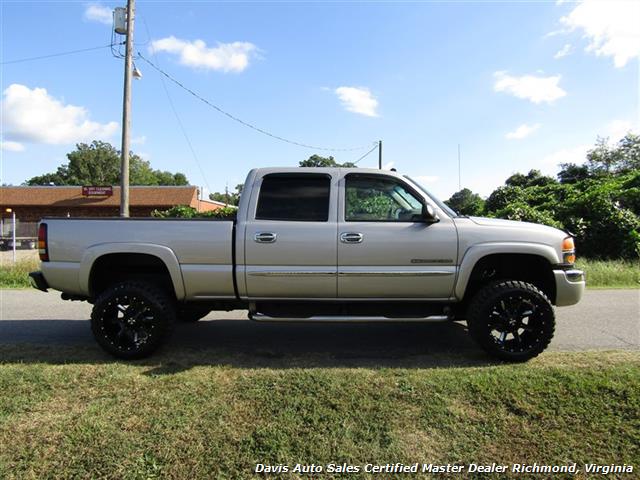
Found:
25,141 -> 188,186
445,134 -> 639,260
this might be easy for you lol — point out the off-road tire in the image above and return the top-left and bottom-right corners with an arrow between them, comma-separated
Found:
91,281 -> 175,359
467,280 -> 555,362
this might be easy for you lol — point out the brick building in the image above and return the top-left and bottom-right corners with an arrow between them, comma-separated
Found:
1,186 -> 225,244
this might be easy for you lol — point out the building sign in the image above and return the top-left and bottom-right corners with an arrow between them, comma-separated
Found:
82,186 -> 113,197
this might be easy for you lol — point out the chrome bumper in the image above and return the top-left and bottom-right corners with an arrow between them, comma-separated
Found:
553,269 -> 585,306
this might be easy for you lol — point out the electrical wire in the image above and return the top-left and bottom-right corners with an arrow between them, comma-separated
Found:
140,16 -> 212,193
1,45 -> 112,65
137,52 -> 376,152
353,143 -> 380,165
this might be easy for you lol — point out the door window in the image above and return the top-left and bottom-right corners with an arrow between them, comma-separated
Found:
345,175 -> 424,222
256,173 -> 331,221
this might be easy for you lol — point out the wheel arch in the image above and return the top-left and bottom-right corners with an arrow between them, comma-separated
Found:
80,244 -> 185,300
456,245 -> 558,304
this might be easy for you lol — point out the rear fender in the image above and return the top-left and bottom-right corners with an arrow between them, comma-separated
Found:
79,243 -> 185,300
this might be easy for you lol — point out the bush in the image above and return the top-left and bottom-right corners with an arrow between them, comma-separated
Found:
151,205 -> 237,220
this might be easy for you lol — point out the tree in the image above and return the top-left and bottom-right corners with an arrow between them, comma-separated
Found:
557,163 -> 591,184
480,134 -> 640,260
209,184 -> 244,206
299,154 -> 356,168
505,169 -> 556,188
25,141 -> 189,186
444,188 -> 485,216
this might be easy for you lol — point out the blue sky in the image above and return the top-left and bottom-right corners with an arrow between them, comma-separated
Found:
1,0 -> 639,200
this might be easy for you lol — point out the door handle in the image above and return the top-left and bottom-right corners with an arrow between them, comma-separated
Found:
254,232 -> 277,243
340,232 -> 363,244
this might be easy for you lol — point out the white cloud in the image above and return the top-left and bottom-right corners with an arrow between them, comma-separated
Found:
84,3 -> 112,25
554,43 -> 573,59
506,123 -> 541,140
150,36 -> 258,73
1,84 -> 119,146
493,71 -> 566,104
132,135 -> 147,145
0,140 -> 24,152
335,86 -> 379,117
561,0 -> 640,68
542,144 -> 590,168
606,119 -> 637,141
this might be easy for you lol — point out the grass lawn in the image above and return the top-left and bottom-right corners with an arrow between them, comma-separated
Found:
575,259 -> 640,289
0,257 -> 38,288
0,349 -> 638,479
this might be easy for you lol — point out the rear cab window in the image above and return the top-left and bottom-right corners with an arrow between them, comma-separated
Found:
255,173 -> 331,222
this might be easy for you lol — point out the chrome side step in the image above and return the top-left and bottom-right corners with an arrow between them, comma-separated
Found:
248,313 -> 452,323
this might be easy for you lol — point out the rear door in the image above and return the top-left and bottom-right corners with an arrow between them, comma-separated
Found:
244,172 -> 337,298
337,173 -> 458,299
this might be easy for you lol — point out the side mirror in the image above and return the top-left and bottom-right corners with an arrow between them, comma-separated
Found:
422,204 -> 440,223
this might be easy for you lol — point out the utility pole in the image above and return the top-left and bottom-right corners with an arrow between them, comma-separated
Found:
378,140 -> 382,169
119,0 -> 135,217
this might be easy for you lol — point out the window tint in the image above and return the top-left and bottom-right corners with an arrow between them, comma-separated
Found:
345,175 -> 424,222
256,174 -> 331,221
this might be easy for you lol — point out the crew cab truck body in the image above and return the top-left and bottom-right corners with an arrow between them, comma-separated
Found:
30,167 -> 585,361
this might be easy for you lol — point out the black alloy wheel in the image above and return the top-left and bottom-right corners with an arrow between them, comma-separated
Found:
467,280 -> 555,362
91,281 -> 175,359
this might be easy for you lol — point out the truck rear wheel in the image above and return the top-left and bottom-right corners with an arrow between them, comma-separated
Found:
91,281 -> 175,359
466,280 -> 555,362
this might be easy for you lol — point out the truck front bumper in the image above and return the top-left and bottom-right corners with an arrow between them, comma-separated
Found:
553,269 -> 585,306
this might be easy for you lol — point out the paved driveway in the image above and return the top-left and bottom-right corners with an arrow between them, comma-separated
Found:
0,289 -> 638,367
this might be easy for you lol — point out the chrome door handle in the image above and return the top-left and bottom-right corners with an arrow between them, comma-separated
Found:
254,232 -> 277,243
340,232 -> 363,244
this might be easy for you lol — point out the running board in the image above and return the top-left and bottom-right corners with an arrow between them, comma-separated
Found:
248,313 -> 452,323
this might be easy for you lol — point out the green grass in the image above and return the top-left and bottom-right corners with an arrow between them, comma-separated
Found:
0,349 -> 638,479
0,257 -> 38,288
576,259 -> 640,289
2,258 -> 638,289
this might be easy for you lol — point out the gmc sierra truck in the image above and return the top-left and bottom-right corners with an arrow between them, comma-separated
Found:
30,167 -> 585,361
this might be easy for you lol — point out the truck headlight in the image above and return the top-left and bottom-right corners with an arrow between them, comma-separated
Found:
562,237 -> 576,264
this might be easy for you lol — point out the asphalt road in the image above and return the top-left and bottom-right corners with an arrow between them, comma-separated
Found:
0,289 -> 638,366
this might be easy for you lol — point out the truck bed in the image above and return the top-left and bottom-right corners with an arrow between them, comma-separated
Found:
41,218 -> 236,300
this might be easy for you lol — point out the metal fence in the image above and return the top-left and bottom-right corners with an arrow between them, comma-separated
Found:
0,220 -> 38,250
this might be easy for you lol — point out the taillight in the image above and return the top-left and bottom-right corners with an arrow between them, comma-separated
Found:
562,236 -> 575,264
38,223 -> 49,262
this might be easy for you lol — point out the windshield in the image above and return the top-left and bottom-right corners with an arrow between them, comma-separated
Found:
404,176 -> 459,218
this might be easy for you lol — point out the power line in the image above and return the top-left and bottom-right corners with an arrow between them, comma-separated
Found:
137,52 -> 375,152
353,143 -> 380,165
1,44 -> 113,65
140,16 -> 212,193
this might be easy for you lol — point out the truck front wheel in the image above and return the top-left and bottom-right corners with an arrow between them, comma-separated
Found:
466,280 -> 555,362
91,281 -> 175,359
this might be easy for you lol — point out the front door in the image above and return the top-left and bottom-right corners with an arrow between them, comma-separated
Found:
337,173 -> 458,299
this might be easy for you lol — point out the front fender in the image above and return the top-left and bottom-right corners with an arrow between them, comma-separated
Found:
455,242 -> 560,300
79,243 -> 186,300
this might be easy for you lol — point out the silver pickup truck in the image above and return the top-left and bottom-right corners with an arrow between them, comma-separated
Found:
30,167 -> 585,361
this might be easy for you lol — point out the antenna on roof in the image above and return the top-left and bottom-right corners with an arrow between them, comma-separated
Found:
458,144 -> 461,191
